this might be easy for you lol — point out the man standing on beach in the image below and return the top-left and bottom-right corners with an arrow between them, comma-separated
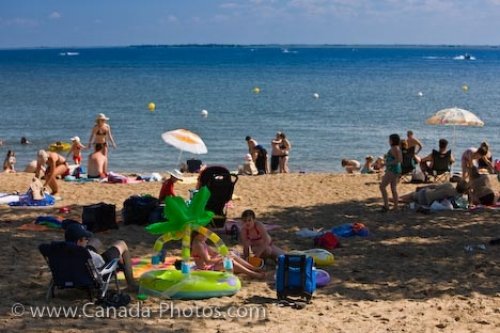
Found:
407,130 -> 423,155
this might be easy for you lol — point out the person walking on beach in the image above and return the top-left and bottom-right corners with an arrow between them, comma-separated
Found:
245,136 -> 259,161
3,150 -> 16,173
35,150 -> 69,195
88,113 -> 116,156
279,132 -> 291,173
67,136 -> 86,165
87,143 -> 108,179
270,132 -> 282,174
379,134 -> 402,212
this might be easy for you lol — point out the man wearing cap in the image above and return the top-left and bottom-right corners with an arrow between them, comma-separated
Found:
35,150 -> 70,195
88,113 -> 116,155
158,169 -> 183,202
64,223 -> 137,291
67,136 -> 86,165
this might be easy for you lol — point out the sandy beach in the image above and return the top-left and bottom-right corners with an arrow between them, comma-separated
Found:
0,171 -> 499,333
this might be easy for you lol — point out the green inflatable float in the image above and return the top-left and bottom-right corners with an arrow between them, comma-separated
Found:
138,186 -> 241,299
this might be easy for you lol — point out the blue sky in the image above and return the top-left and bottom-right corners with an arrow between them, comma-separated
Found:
1,0 -> 500,48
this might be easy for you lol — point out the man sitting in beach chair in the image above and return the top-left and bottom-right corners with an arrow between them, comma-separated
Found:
420,139 -> 454,182
39,223 -> 137,301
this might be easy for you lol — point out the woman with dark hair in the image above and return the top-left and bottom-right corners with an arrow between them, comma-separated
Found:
379,134 -> 402,212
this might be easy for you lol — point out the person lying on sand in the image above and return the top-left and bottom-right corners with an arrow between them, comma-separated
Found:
239,209 -> 284,261
399,181 -> 469,207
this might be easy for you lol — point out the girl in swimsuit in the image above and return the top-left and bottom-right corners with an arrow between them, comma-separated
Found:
379,134 -> 402,212
191,231 -> 265,278
35,150 -> 69,195
88,113 -> 117,155
239,209 -> 284,261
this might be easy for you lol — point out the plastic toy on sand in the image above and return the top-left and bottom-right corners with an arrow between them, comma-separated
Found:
288,248 -> 334,267
139,187 -> 241,300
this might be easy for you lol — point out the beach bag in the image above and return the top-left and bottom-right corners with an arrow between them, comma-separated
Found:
411,169 -> 425,183
313,232 -> 339,251
82,202 -> 117,232
276,254 -> 316,302
122,195 -> 159,225
187,159 -> 202,173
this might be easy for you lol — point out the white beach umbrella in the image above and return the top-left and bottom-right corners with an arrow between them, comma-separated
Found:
161,129 -> 207,166
425,107 -> 484,127
425,107 -> 484,171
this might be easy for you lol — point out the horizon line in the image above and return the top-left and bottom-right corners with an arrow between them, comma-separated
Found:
1,43 -> 500,51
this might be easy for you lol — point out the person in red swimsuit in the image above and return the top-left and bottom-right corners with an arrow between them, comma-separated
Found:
240,209 -> 284,261
158,169 -> 183,202
191,231 -> 265,279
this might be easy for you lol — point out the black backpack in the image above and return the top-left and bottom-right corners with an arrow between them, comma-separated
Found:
82,202 -> 118,232
122,195 -> 159,225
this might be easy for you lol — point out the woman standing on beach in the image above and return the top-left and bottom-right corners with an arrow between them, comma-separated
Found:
379,134 -> 402,212
279,132 -> 291,173
270,132 -> 282,174
88,113 -> 117,155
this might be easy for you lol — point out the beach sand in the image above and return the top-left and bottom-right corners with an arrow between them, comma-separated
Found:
0,172 -> 499,333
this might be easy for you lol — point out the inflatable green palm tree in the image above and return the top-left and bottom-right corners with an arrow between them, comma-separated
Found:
145,186 -> 215,275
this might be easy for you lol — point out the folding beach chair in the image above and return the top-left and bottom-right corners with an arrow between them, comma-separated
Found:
39,241 -> 119,301
428,149 -> 452,182
198,166 -> 238,228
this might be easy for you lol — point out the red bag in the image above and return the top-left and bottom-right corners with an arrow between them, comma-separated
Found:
314,232 -> 339,250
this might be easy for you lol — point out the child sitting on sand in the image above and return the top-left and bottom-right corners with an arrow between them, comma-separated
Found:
361,155 -> 375,174
239,209 -> 284,261
67,136 -> 86,165
191,231 -> 265,279
3,150 -> 16,173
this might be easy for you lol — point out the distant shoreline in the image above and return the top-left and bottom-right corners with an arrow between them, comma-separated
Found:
1,44 -> 500,51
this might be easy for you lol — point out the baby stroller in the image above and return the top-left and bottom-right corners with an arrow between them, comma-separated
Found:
198,166 -> 238,228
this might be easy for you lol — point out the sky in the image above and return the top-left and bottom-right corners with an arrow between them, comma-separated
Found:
1,0 -> 500,48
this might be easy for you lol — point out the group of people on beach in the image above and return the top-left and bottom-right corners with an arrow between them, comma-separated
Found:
375,131 -> 497,212
2,113 -> 117,195
242,132 -> 291,175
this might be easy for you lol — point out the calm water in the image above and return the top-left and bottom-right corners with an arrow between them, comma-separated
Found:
0,46 -> 499,173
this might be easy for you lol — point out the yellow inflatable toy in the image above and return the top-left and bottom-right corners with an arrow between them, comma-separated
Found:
48,141 -> 71,153
289,248 -> 334,267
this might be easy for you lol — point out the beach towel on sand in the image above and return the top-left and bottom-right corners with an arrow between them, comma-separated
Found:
117,256 -> 178,280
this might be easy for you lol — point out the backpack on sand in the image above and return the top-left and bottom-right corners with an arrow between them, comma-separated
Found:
276,254 -> 316,303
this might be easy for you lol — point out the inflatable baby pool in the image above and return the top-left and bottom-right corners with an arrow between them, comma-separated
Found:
139,269 -> 241,300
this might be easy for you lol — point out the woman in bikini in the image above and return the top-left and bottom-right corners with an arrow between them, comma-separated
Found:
239,209 -> 284,261
191,231 -> 265,279
88,113 -> 117,155
279,132 -> 291,173
35,150 -> 69,195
